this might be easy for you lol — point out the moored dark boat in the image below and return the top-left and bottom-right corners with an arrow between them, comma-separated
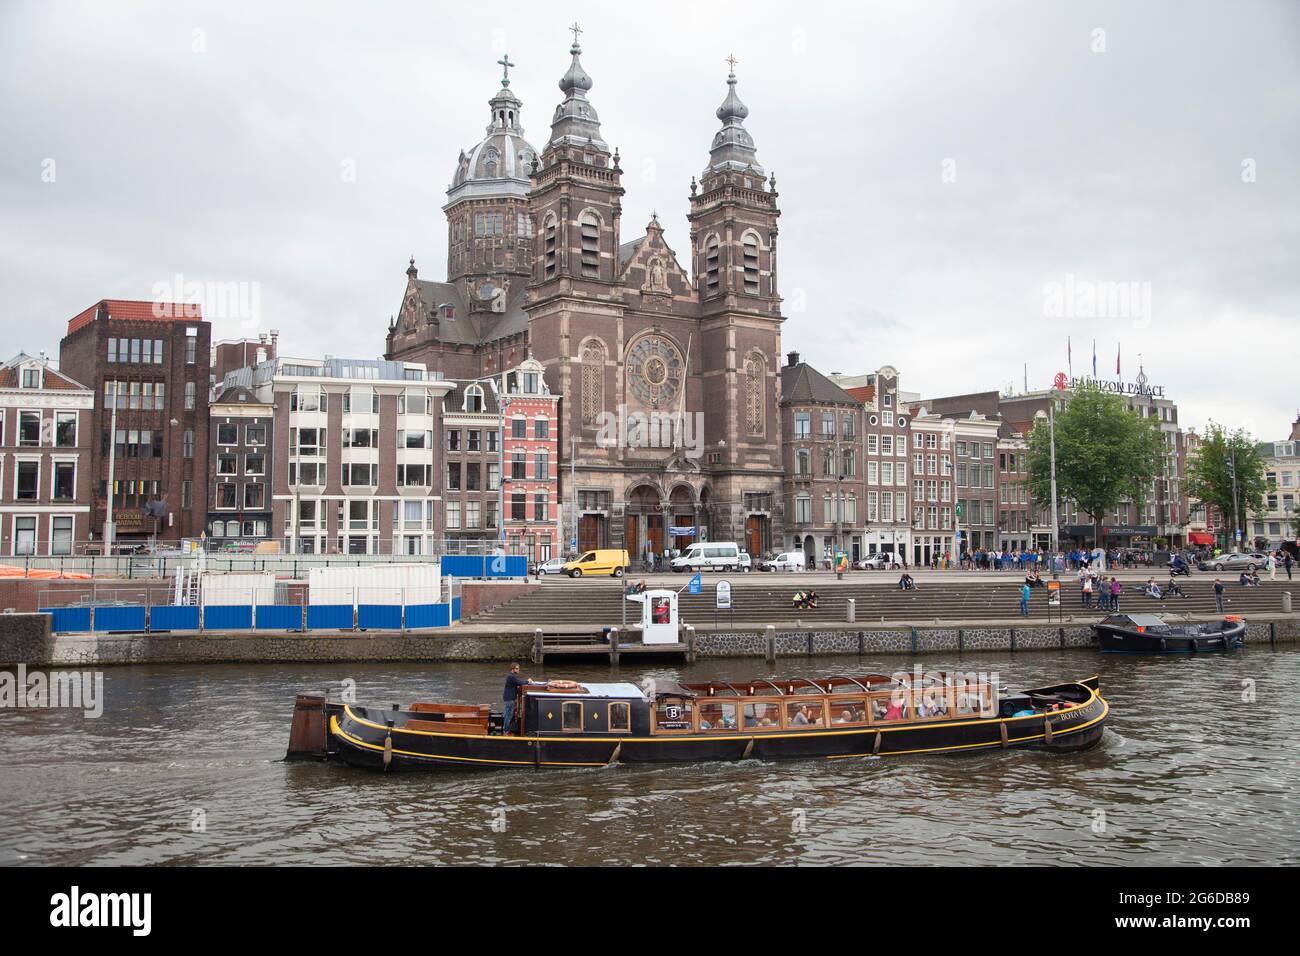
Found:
287,672 -> 1108,771
1092,613 -> 1246,654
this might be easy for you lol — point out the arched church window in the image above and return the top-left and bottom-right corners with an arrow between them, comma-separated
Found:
704,236 -> 721,296
484,148 -> 500,177
744,352 -> 765,437
581,340 -> 606,427
742,233 -> 761,294
579,212 -> 600,277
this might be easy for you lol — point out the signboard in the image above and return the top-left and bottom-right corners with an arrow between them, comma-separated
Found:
688,573 -> 702,595
1060,374 -> 1166,398
716,580 -> 732,610
1046,581 -> 1061,606
669,525 -> 696,537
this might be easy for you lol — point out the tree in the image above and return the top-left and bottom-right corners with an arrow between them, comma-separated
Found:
1184,423 -> 1267,548
1026,382 -> 1163,549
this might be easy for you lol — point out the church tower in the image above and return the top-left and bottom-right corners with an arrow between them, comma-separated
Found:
444,55 -> 539,315
687,60 -> 785,548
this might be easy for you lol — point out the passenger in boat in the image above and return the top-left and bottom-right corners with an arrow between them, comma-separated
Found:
792,704 -> 812,725
883,698 -> 905,721
833,708 -> 854,724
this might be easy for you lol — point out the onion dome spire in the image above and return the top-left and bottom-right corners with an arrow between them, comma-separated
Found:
547,22 -> 608,152
704,55 -> 764,179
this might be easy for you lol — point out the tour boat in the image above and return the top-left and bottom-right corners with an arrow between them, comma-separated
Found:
1092,613 -> 1246,654
286,672 -> 1108,771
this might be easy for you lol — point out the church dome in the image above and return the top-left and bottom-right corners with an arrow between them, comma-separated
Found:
448,70 -> 539,202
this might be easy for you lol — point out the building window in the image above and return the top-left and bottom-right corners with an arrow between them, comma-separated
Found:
581,340 -> 606,427
244,484 -> 264,509
15,461 -> 39,499
535,452 -> 548,480
19,411 -> 41,446
183,429 -> 194,459
704,236 -> 720,295
534,418 -> 549,440
51,516 -> 74,556
184,382 -> 195,410
218,423 -> 237,445
511,418 -> 526,439
13,516 -> 37,555
579,213 -> 600,277
52,462 -> 76,500
741,233 -> 760,294
794,411 -> 810,439
534,493 -> 548,522
185,329 -> 197,364
543,217 -> 558,279
107,338 -> 118,363
745,353 -> 765,437
510,492 -> 526,521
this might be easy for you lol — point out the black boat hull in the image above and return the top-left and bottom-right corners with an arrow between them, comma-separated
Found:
323,680 -> 1108,772
1094,619 -> 1246,654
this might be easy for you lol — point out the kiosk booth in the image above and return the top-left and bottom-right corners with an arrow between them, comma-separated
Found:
626,588 -> 680,645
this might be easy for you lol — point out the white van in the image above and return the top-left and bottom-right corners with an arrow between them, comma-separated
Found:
671,542 -> 743,572
763,551 -> 807,573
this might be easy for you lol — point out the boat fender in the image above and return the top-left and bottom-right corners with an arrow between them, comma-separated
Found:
607,741 -> 622,765
873,731 -> 882,756
382,734 -> 393,770
1043,718 -> 1054,744
1189,638 -> 1198,654
741,738 -> 754,761
1159,638 -> 1167,652
999,722 -> 1009,748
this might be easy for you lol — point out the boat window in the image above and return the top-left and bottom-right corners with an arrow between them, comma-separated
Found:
827,698 -> 868,725
655,698 -> 692,732
784,699 -> 826,728
743,701 -> 779,729
698,700 -> 738,731
562,701 -> 583,731
954,684 -> 994,718
870,691 -> 910,723
608,701 -> 631,733
912,686 -> 952,720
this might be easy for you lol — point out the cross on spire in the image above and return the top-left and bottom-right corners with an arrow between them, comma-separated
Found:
725,53 -> 738,73
497,53 -> 515,86
569,21 -> 583,46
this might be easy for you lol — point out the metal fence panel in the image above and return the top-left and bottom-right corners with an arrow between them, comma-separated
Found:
204,605 -> 252,630
255,605 -> 304,630
40,607 -> 91,633
93,606 -> 146,632
149,606 -> 201,631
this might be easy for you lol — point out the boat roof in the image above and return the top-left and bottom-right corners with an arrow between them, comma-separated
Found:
528,682 -> 646,700
1110,614 -> 1167,627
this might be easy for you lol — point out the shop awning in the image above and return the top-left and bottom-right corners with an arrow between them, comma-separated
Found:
1188,532 -> 1215,545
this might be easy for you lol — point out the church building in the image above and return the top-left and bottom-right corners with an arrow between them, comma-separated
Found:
385,29 -> 786,561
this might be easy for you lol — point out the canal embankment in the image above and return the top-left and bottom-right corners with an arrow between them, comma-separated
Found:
3,611 -> 1297,666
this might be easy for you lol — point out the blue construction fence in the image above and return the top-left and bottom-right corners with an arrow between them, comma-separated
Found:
439,554 -> 527,578
40,585 -> 463,635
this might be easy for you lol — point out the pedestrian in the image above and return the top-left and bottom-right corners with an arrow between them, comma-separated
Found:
1286,553 -> 1294,581
1214,578 -> 1224,615
1268,552 -> 1276,581
1109,577 -> 1122,612
1020,581 -> 1031,617
1081,574 -> 1093,608
502,663 -> 543,736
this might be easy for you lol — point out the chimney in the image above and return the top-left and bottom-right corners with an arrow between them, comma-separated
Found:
786,351 -> 800,368
1290,414 -> 1300,443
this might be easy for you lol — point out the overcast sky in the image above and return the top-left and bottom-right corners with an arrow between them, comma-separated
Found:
2,0 -> 1297,437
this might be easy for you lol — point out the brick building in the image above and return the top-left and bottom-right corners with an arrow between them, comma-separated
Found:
780,353 -> 863,565
498,354 -> 560,562
441,378 -> 501,552
384,39 -> 785,561
206,374 -> 275,549
57,299 -> 211,546
0,354 -> 94,555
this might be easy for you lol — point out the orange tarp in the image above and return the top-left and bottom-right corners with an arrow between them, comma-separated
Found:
0,566 -> 93,580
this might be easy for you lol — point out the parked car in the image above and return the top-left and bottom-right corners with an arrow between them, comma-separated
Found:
670,542 -> 744,572
531,557 -> 567,576
1197,552 -> 1268,572
738,552 -> 752,573
855,553 -> 896,570
761,551 -> 807,572
563,549 -> 630,578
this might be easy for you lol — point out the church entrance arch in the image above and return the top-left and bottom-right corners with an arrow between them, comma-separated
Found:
668,484 -> 697,552
626,484 -> 664,570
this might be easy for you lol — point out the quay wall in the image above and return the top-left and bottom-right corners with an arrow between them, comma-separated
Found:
2,612 -> 1298,667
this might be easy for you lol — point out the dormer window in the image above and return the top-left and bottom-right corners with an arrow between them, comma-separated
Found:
464,384 -> 484,413
441,305 -> 456,321
883,393 -> 893,407
21,367 -> 41,388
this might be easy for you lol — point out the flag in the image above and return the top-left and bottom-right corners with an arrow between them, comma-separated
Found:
1068,336 -> 1072,377
1092,340 -> 1097,376
1116,343 -> 1121,376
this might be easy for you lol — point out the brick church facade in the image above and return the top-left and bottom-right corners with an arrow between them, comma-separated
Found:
385,33 -> 785,562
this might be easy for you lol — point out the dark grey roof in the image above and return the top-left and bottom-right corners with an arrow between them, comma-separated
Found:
618,236 -> 644,269
407,278 -> 530,348
780,362 -> 859,406
443,378 -> 501,416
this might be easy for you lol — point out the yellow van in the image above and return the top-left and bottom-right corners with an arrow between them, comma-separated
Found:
563,549 -> 630,578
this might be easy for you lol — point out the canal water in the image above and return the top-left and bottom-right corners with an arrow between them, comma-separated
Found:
1,649 -> 1297,866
